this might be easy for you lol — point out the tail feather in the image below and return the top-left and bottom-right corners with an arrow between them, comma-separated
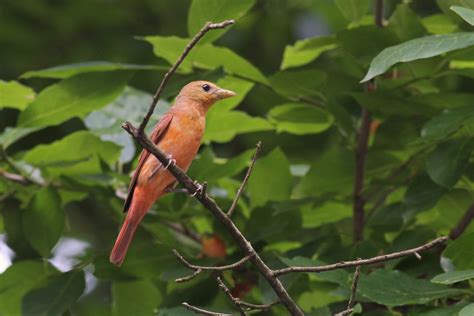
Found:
110,198 -> 149,266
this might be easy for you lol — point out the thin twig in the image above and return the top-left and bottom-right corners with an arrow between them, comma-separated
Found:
227,142 -> 261,217
182,302 -> 232,316
273,236 -> 448,276
173,249 -> 251,282
137,20 -> 234,132
238,300 -> 280,310
450,204 -> 474,240
335,265 -> 361,316
216,277 -> 246,316
0,169 -> 31,185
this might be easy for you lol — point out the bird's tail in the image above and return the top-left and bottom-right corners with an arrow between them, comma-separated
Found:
110,199 -> 148,266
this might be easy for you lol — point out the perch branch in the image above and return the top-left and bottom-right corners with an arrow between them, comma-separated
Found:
122,19 -> 304,316
273,236 -> 448,276
138,20 -> 234,132
0,169 -> 31,185
335,265 -> 361,316
227,142 -> 261,217
182,302 -> 232,316
216,277 -> 246,316
173,249 -> 251,283
450,203 -> 474,240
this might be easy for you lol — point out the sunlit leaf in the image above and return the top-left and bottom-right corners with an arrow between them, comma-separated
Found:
451,5 -> 474,25
0,80 -> 35,110
444,232 -> 474,269
280,36 -> 337,70
431,269 -> 474,284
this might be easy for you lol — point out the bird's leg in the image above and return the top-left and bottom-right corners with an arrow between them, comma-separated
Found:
164,154 -> 176,170
190,180 -> 204,197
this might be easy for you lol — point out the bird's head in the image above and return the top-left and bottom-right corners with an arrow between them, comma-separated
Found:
176,80 -> 236,109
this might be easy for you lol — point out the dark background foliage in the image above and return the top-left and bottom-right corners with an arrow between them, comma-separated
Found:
1,0 -> 474,315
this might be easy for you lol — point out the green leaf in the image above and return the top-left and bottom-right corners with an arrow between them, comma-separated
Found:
213,76 -> 254,111
361,33 -> 474,82
358,270 -> 465,306
0,126 -> 42,150
18,72 -> 129,128
422,106 -> 474,140
20,61 -> 163,79
451,6 -> 474,25
426,139 -> 472,187
203,109 -> 273,143
247,148 -> 292,207
22,187 -> 64,257
431,269 -> 474,284
389,4 -> 426,41
22,270 -> 85,316
296,147 -> 354,197
187,0 -> 255,43
335,0 -> 370,22
460,304 -> 474,316
301,201 -> 351,228
0,80 -> 36,110
403,174 -> 447,215
143,36 -> 267,84
444,232 -> 474,269
23,131 -> 121,175
280,36 -> 337,70
0,261 -> 56,315
422,14 -> 459,34
85,86 -> 169,164
268,103 -> 333,135
269,69 -> 326,100
112,279 -> 161,316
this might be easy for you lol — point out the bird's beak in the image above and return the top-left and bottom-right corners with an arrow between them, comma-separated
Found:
215,88 -> 237,100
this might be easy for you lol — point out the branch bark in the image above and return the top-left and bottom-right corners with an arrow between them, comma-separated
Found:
449,204 -> 474,240
335,265 -> 361,316
273,236 -> 448,276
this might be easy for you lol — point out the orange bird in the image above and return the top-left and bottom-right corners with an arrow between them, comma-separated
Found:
110,81 -> 236,266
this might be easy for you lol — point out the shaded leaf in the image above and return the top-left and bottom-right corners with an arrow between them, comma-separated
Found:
187,0 -> 255,43
444,232 -> 474,269
426,139 -> 472,187
22,187 -> 64,257
301,201 -> 351,228
247,148 -> 292,207
268,103 -> 333,135
389,4 -> 426,41
112,279 -> 161,316
21,61 -> 163,79
0,126 -> 42,150
0,261 -> 56,315
335,0 -> 370,23
431,269 -> 474,284
451,5 -> 474,25
22,270 -> 85,316
403,174 -> 447,215
0,80 -> 35,110
422,106 -> 474,140
358,270 -> 465,306
18,72 -> 129,128
362,33 -> 474,82
269,69 -> 326,100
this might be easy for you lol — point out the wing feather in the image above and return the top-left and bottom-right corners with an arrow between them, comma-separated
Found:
122,113 -> 174,212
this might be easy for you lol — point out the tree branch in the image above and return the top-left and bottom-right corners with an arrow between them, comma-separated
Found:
273,236 -> 448,276
0,169 -> 31,185
173,249 -> 251,283
216,277 -> 246,316
227,142 -> 261,217
335,265 -> 361,316
182,302 -> 232,316
449,204 -> 474,240
137,20 -> 234,132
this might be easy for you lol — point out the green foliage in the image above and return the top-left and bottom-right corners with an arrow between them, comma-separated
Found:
2,1 -> 474,315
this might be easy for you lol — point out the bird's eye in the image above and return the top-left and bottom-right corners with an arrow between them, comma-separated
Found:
202,84 -> 211,92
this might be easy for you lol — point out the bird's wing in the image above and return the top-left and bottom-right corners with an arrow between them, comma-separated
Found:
123,113 -> 174,212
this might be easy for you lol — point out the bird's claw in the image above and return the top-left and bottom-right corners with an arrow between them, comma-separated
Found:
190,180 -> 203,197
164,155 -> 176,170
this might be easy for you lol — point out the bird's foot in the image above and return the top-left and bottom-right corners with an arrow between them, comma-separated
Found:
164,154 -> 176,170
190,180 -> 204,197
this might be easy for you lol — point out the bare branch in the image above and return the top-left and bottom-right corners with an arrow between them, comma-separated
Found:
173,249 -> 251,283
0,169 -> 31,185
450,203 -> 474,240
182,302 -> 232,316
274,236 -> 448,276
335,265 -> 361,316
228,142 -> 261,217
137,20 -> 234,132
238,300 -> 280,310
216,277 -> 246,316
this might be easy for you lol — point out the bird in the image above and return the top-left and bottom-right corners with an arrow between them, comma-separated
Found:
110,81 -> 236,266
